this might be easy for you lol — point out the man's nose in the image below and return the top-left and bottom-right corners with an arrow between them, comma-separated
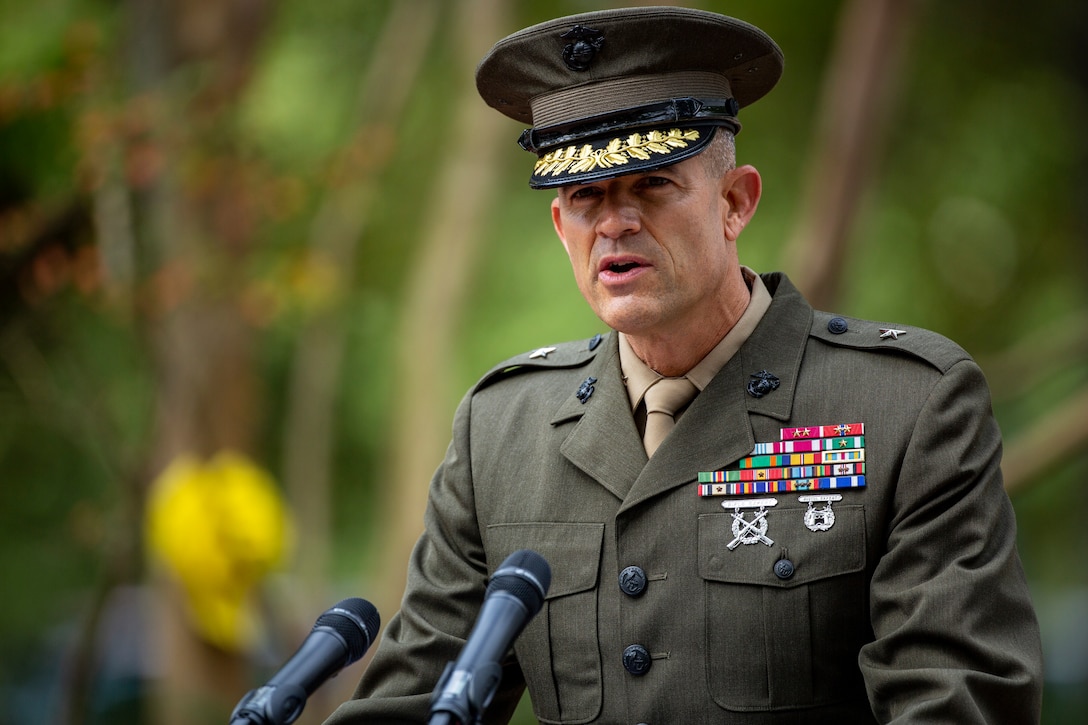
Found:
595,192 -> 641,239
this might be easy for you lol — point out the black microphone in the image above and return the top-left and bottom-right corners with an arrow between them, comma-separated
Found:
229,597 -> 380,725
428,549 -> 552,725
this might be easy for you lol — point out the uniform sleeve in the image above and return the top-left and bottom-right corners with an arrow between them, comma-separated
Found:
323,391 -> 526,725
860,359 -> 1044,723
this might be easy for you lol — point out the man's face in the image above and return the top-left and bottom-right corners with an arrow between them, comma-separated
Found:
550,154 -> 759,341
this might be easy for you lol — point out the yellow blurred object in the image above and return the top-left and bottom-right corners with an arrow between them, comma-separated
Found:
146,451 -> 294,651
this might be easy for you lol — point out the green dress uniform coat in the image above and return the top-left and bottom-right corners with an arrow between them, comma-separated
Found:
324,273 -> 1043,724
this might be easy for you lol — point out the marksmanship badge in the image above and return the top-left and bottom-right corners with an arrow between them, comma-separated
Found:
798,493 -> 842,532
722,498 -> 778,549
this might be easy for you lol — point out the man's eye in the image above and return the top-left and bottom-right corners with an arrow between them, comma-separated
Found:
569,187 -> 599,200
642,176 -> 670,187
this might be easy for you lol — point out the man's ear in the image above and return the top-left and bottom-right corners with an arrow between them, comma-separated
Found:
721,165 -> 762,242
551,196 -> 571,255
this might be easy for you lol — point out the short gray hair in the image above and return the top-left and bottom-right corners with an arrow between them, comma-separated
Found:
699,128 -> 736,179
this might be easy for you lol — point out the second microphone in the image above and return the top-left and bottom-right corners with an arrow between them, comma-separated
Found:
428,549 -> 552,725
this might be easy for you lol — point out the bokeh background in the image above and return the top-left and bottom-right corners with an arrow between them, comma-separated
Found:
1,0 -> 1085,723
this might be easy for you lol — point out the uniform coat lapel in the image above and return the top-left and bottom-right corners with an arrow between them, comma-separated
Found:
624,353 -> 755,512
551,336 -> 646,501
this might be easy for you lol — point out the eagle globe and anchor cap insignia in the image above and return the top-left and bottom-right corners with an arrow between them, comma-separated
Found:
560,25 -> 605,71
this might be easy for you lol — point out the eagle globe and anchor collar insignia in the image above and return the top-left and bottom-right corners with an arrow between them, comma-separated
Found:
747,369 -> 780,398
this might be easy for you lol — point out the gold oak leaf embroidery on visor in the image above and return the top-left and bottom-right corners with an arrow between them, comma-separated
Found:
534,128 -> 701,178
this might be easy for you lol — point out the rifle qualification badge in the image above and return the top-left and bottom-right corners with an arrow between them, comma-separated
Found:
722,498 -> 778,549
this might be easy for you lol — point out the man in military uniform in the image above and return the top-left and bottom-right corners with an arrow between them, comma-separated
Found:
325,7 -> 1043,724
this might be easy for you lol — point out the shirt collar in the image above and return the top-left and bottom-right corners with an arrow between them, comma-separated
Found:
619,266 -> 772,410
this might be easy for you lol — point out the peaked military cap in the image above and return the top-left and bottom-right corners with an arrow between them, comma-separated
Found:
476,6 -> 783,188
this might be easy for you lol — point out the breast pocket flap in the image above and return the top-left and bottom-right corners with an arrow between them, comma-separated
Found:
697,504 -> 866,588
486,522 -> 604,599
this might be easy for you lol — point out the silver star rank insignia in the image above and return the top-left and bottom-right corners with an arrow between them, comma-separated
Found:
529,346 -> 558,359
879,328 -> 906,340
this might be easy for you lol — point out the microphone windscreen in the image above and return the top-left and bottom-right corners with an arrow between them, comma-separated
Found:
314,597 -> 381,663
486,550 -> 552,614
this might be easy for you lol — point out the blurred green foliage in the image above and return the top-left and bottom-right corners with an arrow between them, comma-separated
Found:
1,0 -> 1085,723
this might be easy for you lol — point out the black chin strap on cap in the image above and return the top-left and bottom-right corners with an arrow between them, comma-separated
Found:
518,96 -> 740,153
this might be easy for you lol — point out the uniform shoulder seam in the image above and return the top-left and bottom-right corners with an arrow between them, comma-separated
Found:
472,334 -> 606,393
809,311 -> 970,374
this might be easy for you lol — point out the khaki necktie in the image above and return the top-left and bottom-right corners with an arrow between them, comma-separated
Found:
642,377 -> 698,456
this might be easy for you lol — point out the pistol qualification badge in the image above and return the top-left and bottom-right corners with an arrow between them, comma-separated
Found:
723,498 -> 778,550
798,493 -> 842,532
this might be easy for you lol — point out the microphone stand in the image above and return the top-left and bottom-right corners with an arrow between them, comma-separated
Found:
427,659 -> 503,725
228,683 -> 307,725
426,716 -> 458,725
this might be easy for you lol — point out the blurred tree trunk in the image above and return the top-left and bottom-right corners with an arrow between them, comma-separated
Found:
280,0 -> 440,616
977,311 -> 1088,494
278,2 -> 442,721
780,0 -> 918,311
780,0 -> 1085,499
120,0 -> 276,722
375,0 -> 510,639
1002,384 -> 1088,495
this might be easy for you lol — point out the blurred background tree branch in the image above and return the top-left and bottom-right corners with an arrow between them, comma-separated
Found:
0,1 -> 1085,724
